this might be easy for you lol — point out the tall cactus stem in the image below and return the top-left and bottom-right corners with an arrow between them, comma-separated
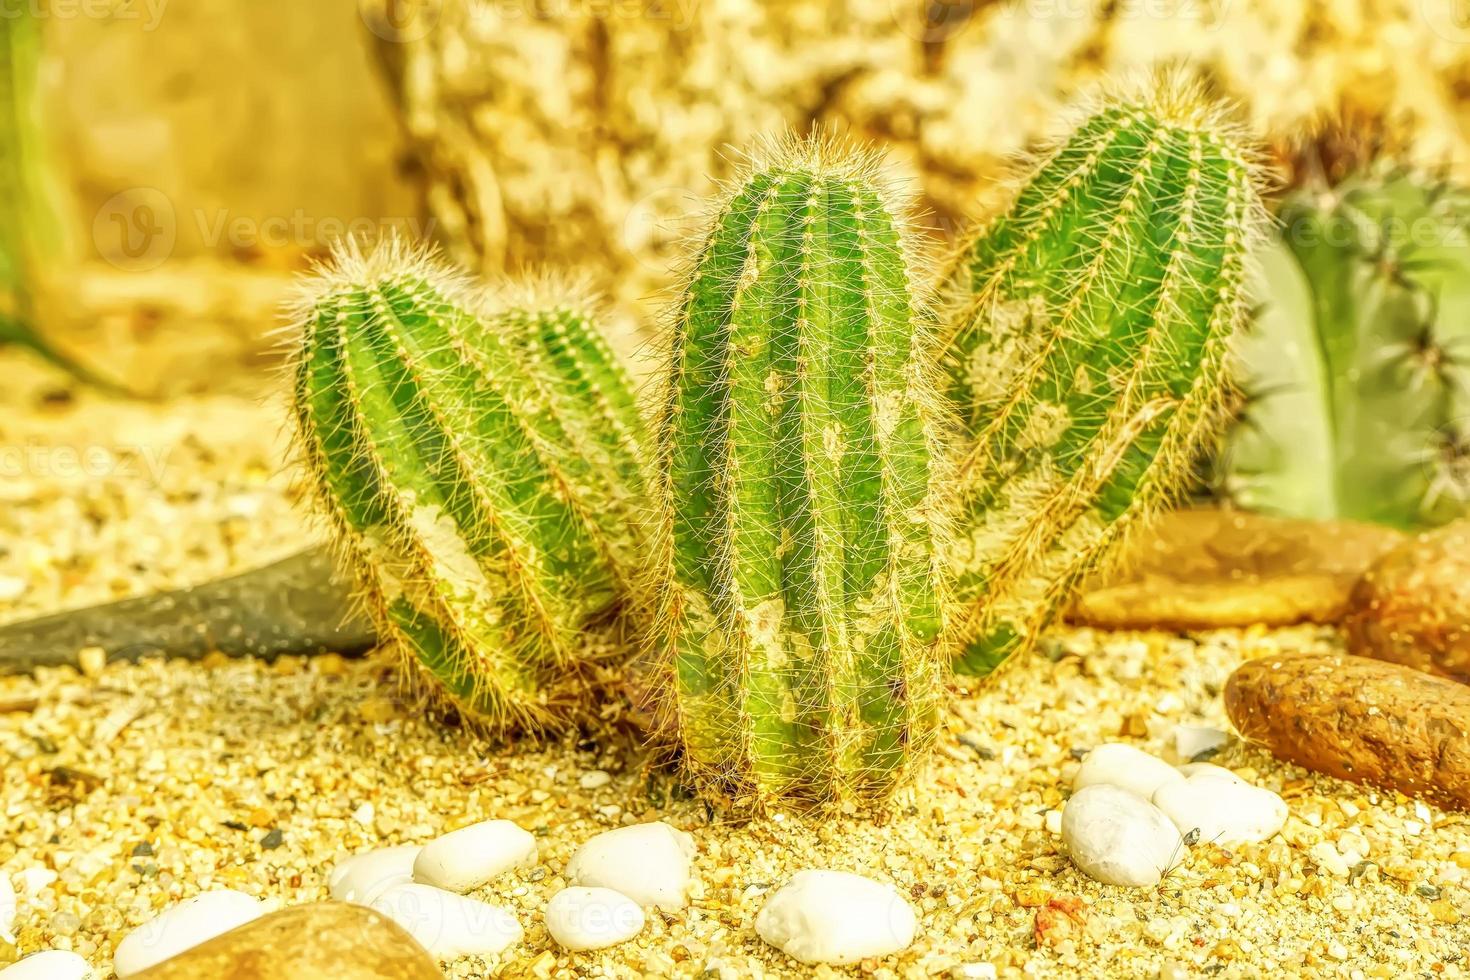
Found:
942,71 -> 1265,678
650,135 -> 953,810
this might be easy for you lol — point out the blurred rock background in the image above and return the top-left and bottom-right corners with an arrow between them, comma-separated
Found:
31,0 -> 413,394
26,0 -> 1470,391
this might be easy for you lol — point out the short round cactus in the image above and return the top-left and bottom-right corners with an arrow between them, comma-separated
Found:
649,137 -> 953,809
289,240 -> 650,730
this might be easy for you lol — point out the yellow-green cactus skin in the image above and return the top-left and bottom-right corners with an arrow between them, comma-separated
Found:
290,241 -> 651,730
943,75 -> 1264,678
650,137 -> 953,810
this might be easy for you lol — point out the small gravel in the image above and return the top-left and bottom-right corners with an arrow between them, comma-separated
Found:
4,625 -> 1469,978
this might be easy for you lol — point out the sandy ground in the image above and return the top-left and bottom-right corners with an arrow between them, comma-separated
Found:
1,346 -> 1467,979
3,628 -> 1468,979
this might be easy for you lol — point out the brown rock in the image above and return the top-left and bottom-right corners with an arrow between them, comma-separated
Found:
1069,509 -> 1403,630
1224,653 -> 1470,811
1343,520 -> 1470,683
131,902 -> 441,979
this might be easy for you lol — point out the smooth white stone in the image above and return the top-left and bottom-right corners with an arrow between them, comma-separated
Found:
1152,774 -> 1288,848
565,822 -> 696,911
15,868 -> 57,894
1172,724 -> 1228,762
1062,784 -> 1184,888
0,874 -> 14,943
328,845 -> 422,904
949,966 -> 998,980
0,950 -> 93,980
754,870 -> 917,966
369,883 -> 523,960
544,887 -> 645,951
578,770 -> 612,790
1073,743 -> 1185,800
413,820 -> 537,894
112,890 -> 264,978
1176,762 -> 1247,785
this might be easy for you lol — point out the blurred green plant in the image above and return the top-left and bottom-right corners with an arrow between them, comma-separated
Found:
0,11 -> 116,388
1221,170 -> 1470,529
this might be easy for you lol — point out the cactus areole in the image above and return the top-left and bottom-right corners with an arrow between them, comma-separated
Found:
942,74 -> 1263,678
651,137 -> 952,810
290,241 -> 649,731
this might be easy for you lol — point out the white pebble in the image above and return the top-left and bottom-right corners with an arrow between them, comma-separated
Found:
413,820 -> 537,893
15,868 -> 57,894
544,887 -> 645,951
0,950 -> 93,979
1176,762 -> 1246,785
329,845 -> 422,904
113,890 -> 264,977
1062,784 -> 1184,888
1073,743 -> 1184,800
1172,724 -> 1228,762
1310,841 -> 1351,878
1152,774 -> 1287,848
754,870 -> 916,966
369,883 -> 522,960
0,577 -> 26,603
949,965 -> 998,980
579,770 -> 612,790
565,822 -> 696,911
0,874 -> 14,943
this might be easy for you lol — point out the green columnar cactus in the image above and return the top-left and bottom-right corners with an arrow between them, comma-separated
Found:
1222,170 -> 1470,529
651,137 -> 951,809
290,241 -> 650,730
942,75 -> 1262,677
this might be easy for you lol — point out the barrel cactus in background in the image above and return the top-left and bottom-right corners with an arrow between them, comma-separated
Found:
290,241 -> 651,731
943,73 -> 1264,678
650,137 -> 952,809
1220,170 -> 1470,530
